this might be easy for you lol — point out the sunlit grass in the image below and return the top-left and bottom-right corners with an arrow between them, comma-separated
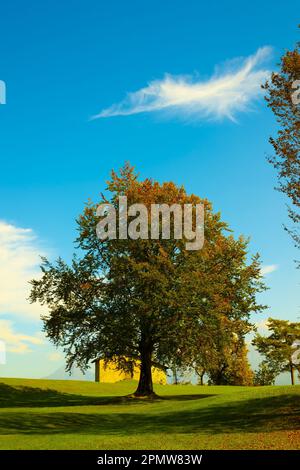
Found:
0,378 -> 299,449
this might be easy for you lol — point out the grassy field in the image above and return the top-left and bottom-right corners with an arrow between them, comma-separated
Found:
0,378 -> 299,450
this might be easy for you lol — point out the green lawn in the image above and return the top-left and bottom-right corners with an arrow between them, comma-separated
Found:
0,378 -> 299,449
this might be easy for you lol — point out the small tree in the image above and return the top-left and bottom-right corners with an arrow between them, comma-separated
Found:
183,312 -> 258,386
253,318 -> 300,385
224,344 -> 254,386
254,360 -> 282,386
205,327 -> 254,386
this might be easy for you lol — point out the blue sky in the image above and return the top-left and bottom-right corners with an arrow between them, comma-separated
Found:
0,0 -> 299,382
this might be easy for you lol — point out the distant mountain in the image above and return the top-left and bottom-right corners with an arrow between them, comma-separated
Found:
45,365 -> 94,381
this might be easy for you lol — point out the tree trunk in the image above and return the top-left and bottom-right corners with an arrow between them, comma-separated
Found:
290,363 -> 295,385
134,346 -> 155,397
200,370 -> 205,386
173,367 -> 178,385
213,364 -> 228,385
214,375 -> 222,385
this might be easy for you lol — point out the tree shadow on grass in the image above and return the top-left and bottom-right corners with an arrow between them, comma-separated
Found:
0,383 -> 100,408
0,392 -> 299,436
0,383 -> 212,409
161,395 -> 213,401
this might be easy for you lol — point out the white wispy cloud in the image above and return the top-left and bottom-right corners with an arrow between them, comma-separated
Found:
260,264 -> 278,276
0,220 -> 49,320
93,47 -> 272,122
0,320 -> 43,354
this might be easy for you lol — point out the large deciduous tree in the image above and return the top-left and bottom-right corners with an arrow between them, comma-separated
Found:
263,39 -> 300,257
30,164 -> 265,396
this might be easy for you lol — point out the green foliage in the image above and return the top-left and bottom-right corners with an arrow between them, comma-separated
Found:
206,344 -> 254,386
182,311 -> 256,386
254,360 -> 282,386
222,345 -> 254,386
30,163 -> 266,395
263,38 -> 300,254
253,318 -> 300,385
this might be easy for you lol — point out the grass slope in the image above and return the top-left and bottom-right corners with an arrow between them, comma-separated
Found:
0,378 -> 299,450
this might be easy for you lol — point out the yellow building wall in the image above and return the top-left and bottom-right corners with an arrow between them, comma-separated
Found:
99,360 -> 166,385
